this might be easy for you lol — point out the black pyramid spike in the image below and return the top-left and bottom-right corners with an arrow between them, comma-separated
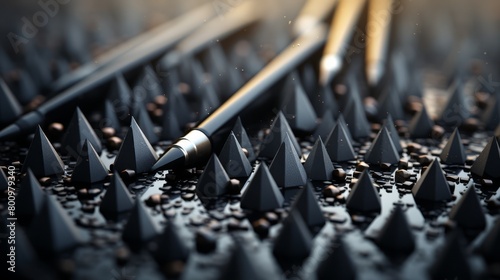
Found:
219,240 -> 267,280
303,137 -> 334,180
0,168 -> 7,192
292,184 -> 326,230
259,112 -> 301,158
364,127 -> 400,165
160,98 -> 183,140
412,159 -> 452,202
482,97 -> 500,130
218,132 -> 252,178
136,105 -> 159,144
103,99 -> 122,132
196,154 -> 230,198
273,210 -> 312,262
232,117 -> 255,161
381,114 -> 403,153
440,80 -> 470,126
21,126 -> 65,177
377,87 -> 404,121
109,74 -> 132,112
282,77 -> 318,132
316,238 -> 357,280
114,118 -> 158,174
470,137 -> 500,179
440,128 -> 466,165
61,107 -> 102,157
122,199 -> 159,251
72,140 -> 108,184
344,101 -> 371,140
428,229 -> 472,280
154,220 -> 189,264
269,133 -> 308,188
375,206 -> 415,257
479,217 -> 500,262
28,195 -> 81,256
409,105 -> 434,138
325,123 -> 356,162
449,186 -> 486,230
346,170 -> 381,213
100,171 -> 134,216
313,110 -> 336,140
17,169 -> 45,222
240,163 -> 284,212
0,78 -> 22,125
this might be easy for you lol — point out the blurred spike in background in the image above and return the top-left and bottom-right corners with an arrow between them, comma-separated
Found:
0,0 -> 499,97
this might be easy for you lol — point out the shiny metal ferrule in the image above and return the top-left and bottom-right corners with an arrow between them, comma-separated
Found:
173,129 -> 212,166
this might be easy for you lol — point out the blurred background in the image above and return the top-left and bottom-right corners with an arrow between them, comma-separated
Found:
0,0 -> 499,103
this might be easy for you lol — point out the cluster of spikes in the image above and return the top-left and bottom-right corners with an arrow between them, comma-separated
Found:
7,47 -> 500,279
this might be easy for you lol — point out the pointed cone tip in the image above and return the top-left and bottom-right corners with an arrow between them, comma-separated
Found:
152,147 -> 185,171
